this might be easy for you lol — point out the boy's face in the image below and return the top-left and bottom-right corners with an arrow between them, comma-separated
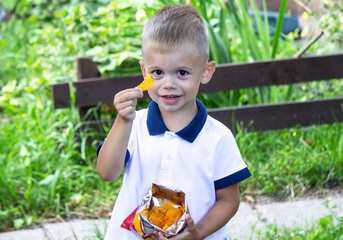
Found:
140,43 -> 215,118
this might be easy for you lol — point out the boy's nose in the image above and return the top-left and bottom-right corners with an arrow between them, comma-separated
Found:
162,75 -> 176,89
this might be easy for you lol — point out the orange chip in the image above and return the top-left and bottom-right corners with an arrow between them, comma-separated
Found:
140,208 -> 150,219
123,184 -> 186,237
142,200 -> 185,233
137,74 -> 154,91
148,207 -> 165,229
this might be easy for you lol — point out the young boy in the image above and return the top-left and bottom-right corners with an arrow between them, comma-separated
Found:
97,5 -> 251,240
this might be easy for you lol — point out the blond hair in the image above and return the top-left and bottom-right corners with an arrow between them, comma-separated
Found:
142,5 -> 209,62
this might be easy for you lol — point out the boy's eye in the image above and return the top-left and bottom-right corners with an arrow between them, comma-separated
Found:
178,70 -> 188,76
152,70 -> 163,76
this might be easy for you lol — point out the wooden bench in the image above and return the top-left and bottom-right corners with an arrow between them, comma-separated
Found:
51,53 -> 343,135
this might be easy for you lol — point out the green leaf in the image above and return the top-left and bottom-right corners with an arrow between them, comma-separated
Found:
0,0 -> 18,11
86,46 -> 106,57
39,174 -> 55,185
319,217 -> 330,228
271,0 -> 289,58
13,219 -> 25,229
249,0 -> 270,58
25,216 -> 33,226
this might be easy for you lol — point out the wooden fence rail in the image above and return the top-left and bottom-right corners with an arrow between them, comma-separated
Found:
51,53 -> 343,132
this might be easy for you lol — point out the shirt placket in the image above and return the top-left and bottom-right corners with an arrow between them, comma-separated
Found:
157,131 -> 176,186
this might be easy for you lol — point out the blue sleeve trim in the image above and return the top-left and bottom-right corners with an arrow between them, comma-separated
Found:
96,140 -> 104,157
214,167 -> 252,190
96,140 -> 130,165
124,150 -> 130,165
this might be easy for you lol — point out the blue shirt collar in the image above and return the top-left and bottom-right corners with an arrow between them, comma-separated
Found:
147,100 -> 208,143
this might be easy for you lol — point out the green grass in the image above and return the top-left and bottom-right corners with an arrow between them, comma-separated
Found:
252,215 -> 343,240
236,123 -> 343,196
0,80 -> 122,230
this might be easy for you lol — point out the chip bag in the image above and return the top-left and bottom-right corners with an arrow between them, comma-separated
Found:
121,183 -> 187,239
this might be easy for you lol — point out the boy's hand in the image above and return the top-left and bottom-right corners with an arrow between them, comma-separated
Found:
113,88 -> 143,121
151,214 -> 202,240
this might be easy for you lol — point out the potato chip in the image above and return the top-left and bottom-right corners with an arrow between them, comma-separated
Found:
137,74 -> 154,91
142,200 -> 185,233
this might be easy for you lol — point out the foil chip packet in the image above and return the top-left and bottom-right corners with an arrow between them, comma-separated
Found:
121,183 -> 187,239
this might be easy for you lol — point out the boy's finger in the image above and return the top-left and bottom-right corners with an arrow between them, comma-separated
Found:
135,87 -> 144,98
115,88 -> 142,98
121,88 -> 143,99
114,88 -> 142,105
185,214 -> 196,232
152,231 -> 168,240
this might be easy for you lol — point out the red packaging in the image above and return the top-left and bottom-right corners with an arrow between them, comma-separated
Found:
121,183 -> 187,239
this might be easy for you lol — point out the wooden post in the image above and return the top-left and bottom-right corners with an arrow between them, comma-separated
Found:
76,57 -> 106,145
76,57 -> 100,120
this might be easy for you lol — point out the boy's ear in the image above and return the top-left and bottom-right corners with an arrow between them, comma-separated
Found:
139,60 -> 146,77
201,61 -> 216,85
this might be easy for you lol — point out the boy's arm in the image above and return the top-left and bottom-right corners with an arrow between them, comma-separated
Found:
152,183 -> 240,240
97,88 -> 143,181
195,183 -> 240,238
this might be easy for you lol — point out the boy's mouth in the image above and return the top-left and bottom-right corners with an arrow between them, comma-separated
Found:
162,95 -> 180,100
161,95 -> 181,104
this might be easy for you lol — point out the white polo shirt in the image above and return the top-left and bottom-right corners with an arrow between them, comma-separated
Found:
97,100 -> 251,240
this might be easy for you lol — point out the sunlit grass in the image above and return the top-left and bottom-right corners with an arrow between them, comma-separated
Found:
252,215 -> 343,240
236,122 -> 343,196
